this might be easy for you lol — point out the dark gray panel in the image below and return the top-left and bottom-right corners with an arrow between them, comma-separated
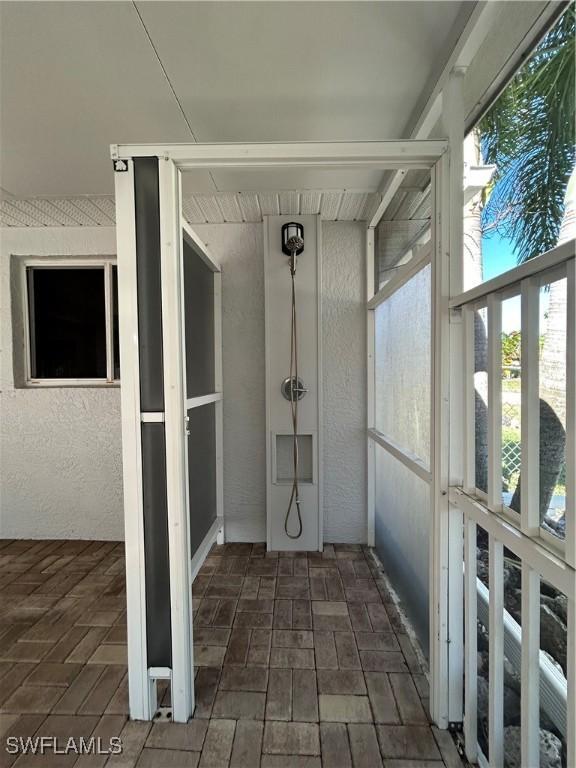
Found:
188,403 -> 217,556
141,422 -> 172,668
134,157 -> 164,411
183,240 -> 215,398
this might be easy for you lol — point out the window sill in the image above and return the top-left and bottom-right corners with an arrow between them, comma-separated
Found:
24,380 -> 121,389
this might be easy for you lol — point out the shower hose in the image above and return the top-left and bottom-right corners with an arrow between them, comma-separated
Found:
285,253 -> 303,539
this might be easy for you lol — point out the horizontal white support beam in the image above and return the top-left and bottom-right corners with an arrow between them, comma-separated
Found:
182,221 -> 220,273
450,488 -> 575,598
186,392 -> 223,411
368,428 -> 432,484
112,141 -> 448,170
367,243 -> 431,310
450,240 -> 575,308
141,412 -> 165,423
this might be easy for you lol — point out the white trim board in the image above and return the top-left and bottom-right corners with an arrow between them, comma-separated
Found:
112,141 -> 448,169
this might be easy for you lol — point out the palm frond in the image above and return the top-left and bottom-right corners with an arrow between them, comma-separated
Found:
478,5 -> 575,263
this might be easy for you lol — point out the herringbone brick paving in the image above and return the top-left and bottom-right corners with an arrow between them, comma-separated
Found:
0,540 -> 462,766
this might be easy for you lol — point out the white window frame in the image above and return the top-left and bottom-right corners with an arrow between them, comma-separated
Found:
21,256 -> 119,387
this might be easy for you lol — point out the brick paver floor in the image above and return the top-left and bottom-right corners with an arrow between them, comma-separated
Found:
0,540 -> 464,766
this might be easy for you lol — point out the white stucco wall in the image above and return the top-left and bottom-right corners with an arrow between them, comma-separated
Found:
1,220 -> 366,543
0,227 -> 124,540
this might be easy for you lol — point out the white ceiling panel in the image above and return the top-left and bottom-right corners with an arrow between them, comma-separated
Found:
237,193 -> 262,223
0,1 -> 193,197
320,192 -> 343,220
1,1 -> 470,199
137,2 -> 467,144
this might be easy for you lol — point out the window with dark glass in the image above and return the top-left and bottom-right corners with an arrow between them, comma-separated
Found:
26,264 -> 119,382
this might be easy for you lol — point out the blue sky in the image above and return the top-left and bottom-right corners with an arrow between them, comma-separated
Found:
482,230 -> 549,333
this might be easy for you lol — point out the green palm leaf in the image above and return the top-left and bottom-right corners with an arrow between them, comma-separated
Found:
479,5 -> 575,263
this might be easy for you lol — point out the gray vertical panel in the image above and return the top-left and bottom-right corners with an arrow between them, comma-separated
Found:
188,403 -> 217,556
134,157 -> 164,412
183,240 -> 215,398
134,157 -> 171,668
141,423 -> 172,667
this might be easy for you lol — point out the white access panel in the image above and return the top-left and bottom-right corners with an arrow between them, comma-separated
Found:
264,214 -> 322,551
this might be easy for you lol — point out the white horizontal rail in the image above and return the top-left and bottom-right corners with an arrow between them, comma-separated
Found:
186,392 -> 222,410
141,412 -> 165,423
368,428 -> 432,484
476,579 -> 568,737
450,239 -> 575,308
112,140 -> 448,169
367,242 -> 431,310
182,221 -> 220,273
450,488 -> 575,598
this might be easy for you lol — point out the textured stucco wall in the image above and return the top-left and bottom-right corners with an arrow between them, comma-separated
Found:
321,222 -> 366,541
0,227 -> 124,540
1,221 -> 366,543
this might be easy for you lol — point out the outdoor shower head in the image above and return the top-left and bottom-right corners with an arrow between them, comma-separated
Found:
281,222 -> 304,256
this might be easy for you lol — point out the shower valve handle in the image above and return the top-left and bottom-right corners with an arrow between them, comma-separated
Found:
281,376 -> 307,401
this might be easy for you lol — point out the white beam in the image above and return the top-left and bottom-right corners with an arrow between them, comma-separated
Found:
521,277 -> 541,536
367,242 -> 431,310
159,159 -> 194,723
567,258 -> 575,568
115,161 -> 151,721
487,293 -> 502,512
367,428 -> 432,485
488,535 -> 504,768
463,519 -> 478,761
112,141 -> 447,169
366,227 -> 376,547
182,220 -> 220,273
450,240 -> 575,309
450,488 -> 575,598
367,2 -> 503,230
521,563 -> 540,767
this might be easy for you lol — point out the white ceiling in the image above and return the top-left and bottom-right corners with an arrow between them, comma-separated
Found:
0,1 -> 471,202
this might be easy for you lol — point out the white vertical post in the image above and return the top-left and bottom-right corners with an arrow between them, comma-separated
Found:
566,259 -> 575,567
488,535 -> 504,767
366,226 -> 376,546
463,306 -> 476,494
487,293 -> 502,512
463,519 -> 477,760
567,259 -> 576,768
567,588 -> 576,768
317,216 -> 324,552
429,154 -> 451,728
444,70 -> 465,724
214,270 -> 224,543
114,161 -> 151,720
159,158 -> 194,722
521,563 -> 540,767
521,277 -> 540,535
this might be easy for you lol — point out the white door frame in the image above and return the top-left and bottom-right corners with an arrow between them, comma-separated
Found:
113,139 -> 455,724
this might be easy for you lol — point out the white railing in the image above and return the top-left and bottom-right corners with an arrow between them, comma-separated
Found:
449,239 -> 575,768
